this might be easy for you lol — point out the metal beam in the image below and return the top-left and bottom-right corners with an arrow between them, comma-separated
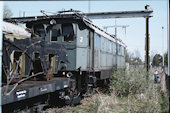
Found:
86,10 -> 153,19
5,9 -> 153,23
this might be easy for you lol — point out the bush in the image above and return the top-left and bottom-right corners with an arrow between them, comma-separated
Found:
109,68 -> 169,112
110,68 -> 147,96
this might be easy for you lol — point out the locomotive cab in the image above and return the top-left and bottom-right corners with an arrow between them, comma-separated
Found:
27,18 -> 92,73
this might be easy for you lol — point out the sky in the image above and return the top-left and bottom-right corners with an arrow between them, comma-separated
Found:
3,0 -> 168,61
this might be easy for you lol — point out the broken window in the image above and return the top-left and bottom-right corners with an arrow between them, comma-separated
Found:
51,29 -> 60,41
48,54 -> 58,73
10,51 -> 25,76
61,23 -> 74,41
34,24 -> 45,39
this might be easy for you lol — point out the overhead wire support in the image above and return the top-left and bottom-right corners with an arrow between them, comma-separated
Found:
40,10 -> 49,17
103,25 -> 129,34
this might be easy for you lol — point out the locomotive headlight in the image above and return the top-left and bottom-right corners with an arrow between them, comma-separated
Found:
66,72 -> 73,78
50,19 -> 56,25
62,72 -> 65,75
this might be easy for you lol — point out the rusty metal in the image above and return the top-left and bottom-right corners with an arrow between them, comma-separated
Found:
46,73 -> 54,80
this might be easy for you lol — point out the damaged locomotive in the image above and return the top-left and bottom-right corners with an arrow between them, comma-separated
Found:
2,10 -> 126,113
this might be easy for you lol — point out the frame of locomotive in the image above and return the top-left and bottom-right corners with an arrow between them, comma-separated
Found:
2,11 -> 126,112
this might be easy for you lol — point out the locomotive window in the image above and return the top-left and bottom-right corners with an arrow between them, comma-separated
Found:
89,31 -> 91,48
101,37 -> 105,51
118,45 -> 121,55
106,40 -> 111,53
34,52 -> 40,59
122,47 -> 124,56
109,41 -> 112,53
34,25 -> 45,39
61,23 -> 74,41
113,43 -> 116,54
95,34 -> 100,50
106,40 -> 109,51
51,29 -> 60,41
10,51 -> 25,76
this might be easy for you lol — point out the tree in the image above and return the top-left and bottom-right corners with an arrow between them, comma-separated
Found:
125,49 -> 143,65
150,50 -> 156,63
3,5 -> 13,18
152,54 -> 162,67
134,49 -> 141,59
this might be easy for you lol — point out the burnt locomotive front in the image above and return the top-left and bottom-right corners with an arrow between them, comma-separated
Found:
2,21 -> 77,112
2,21 -> 68,84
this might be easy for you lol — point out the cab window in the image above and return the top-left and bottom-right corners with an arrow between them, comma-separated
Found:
61,23 -> 74,41
51,29 -> 60,41
34,24 -> 45,39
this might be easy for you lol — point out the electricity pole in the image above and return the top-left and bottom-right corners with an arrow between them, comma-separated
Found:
145,17 -> 150,72
103,25 -> 129,37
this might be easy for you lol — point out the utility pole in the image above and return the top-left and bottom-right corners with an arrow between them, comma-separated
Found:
144,5 -> 152,73
145,17 -> 150,73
